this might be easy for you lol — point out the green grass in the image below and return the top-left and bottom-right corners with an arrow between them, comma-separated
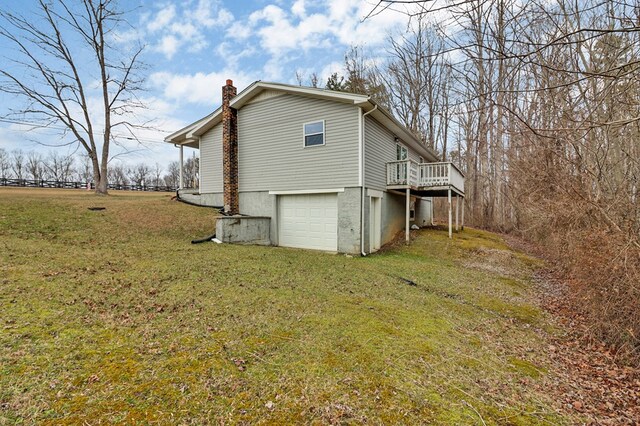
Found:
0,188 -> 573,424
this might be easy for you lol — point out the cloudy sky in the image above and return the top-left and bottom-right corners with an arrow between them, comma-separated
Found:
0,0 -> 415,168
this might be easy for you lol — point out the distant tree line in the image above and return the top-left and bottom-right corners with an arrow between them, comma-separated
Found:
0,148 -> 199,189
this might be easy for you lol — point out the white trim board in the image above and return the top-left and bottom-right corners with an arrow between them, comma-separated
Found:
269,188 -> 345,195
366,189 -> 384,198
358,107 -> 363,187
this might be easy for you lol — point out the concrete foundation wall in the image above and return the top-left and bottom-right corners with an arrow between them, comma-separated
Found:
363,193 -> 371,253
216,216 -> 271,245
199,192 -> 224,207
178,191 -> 202,205
238,191 -> 277,243
337,187 -> 362,254
381,191 -> 407,246
231,188 -> 362,253
184,188 -> 427,254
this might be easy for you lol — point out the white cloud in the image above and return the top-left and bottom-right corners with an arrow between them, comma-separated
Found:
263,58 -> 284,81
147,5 -> 176,32
149,71 -> 256,106
194,0 -> 234,28
319,61 -> 345,83
157,35 -> 179,59
145,0 -> 234,59
291,0 -> 306,18
238,0 -> 406,61
216,42 -> 257,68
110,28 -> 142,44
227,21 -> 252,40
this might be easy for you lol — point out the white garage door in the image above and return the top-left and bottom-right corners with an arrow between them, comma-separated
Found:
279,193 -> 338,251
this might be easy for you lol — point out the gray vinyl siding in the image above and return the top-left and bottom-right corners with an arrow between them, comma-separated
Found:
364,116 -> 423,190
199,123 -> 223,193
237,94 -> 360,192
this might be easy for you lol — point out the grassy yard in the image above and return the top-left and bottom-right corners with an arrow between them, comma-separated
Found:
0,188 -> 574,424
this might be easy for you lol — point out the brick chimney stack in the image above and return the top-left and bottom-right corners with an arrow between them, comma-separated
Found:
222,79 -> 239,215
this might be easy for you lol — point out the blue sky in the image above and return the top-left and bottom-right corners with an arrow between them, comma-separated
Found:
0,0 -> 411,168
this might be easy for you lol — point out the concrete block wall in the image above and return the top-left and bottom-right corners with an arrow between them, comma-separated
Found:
216,216 -> 271,245
239,191 -> 277,244
381,191 -> 407,245
337,187 -> 362,254
199,193 -> 224,207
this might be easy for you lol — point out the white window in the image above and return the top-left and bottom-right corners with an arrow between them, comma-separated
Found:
303,120 -> 325,147
396,143 -> 408,160
418,156 -> 424,164
396,143 -> 409,182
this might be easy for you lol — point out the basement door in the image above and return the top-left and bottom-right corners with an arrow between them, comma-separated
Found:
278,193 -> 338,251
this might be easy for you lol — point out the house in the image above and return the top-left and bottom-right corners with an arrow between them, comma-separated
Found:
164,80 -> 465,254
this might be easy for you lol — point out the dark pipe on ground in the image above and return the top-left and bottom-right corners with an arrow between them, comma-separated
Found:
191,234 -> 216,244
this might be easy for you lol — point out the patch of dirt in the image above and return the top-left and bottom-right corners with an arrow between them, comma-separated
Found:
463,247 -> 519,277
505,235 -> 640,425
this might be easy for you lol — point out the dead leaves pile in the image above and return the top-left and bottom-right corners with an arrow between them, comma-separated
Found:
533,268 -> 640,424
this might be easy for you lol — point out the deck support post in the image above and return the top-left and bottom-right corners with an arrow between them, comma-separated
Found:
405,188 -> 410,243
455,194 -> 459,232
448,188 -> 452,239
179,144 -> 184,190
461,196 -> 465,231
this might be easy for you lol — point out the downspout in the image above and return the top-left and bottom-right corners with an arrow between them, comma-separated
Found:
360,104 -> 378,256
197,136 -> 202,190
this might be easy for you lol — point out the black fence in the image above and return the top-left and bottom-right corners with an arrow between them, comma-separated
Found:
0,177 -> 176,192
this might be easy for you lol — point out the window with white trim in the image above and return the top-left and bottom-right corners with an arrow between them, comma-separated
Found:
396,143 -> 408,160
396,143 -> 408,182
304,120 -> 325,147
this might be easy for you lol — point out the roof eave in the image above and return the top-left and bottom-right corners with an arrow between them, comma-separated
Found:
229,81 -> 370,110
364,100 -> 440,162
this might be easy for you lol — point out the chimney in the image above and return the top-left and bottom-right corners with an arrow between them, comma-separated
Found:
222,79 -> 239,215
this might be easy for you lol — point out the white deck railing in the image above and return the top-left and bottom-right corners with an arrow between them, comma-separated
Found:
386,160 -> 418,186
386,160 -> 465,193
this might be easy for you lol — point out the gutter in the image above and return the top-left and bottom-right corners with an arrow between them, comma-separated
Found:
360,104 -> 378,257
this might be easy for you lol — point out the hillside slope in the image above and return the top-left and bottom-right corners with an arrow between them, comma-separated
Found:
1,188 -> 575,424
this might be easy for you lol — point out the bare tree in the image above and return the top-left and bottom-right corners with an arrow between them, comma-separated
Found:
11,149 -> 25,180
382,19 -> 430,140
0,148 -> 10,178
295,71 -> 320,88
44,151 -> 74,182
378,18 -> 453,154
26,151 -> 45,181
108,163 -> 128,186
128,162 -> 151,187
163,161 -> 179,189
0,0 -> 146,195
74,152 -> 93,183
152,162 -> 163,186
309,72 -> 320,88
183,153 -> 199,188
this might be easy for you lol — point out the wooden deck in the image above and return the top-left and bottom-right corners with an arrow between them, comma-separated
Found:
386,161 -> 465,196
386,160 -> 465,239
